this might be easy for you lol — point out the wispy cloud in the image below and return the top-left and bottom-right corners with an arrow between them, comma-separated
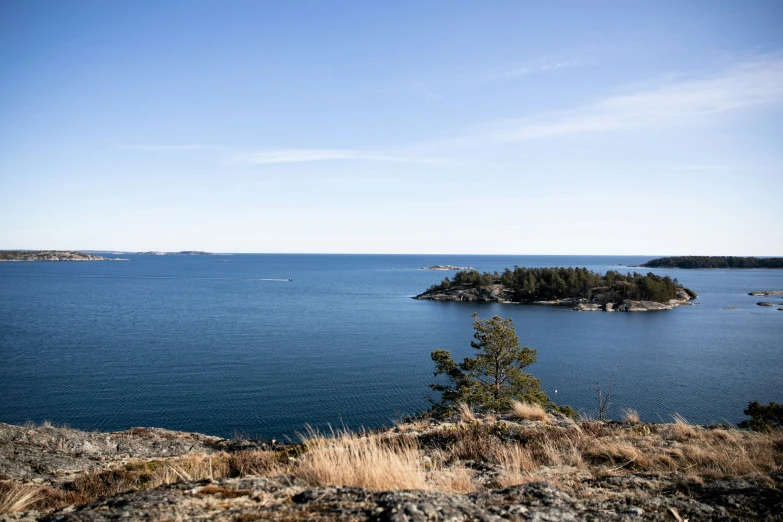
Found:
487,55 -> 783,141
232,149 -> 443,165
478,59 -> 575,84
120,144 -> 220,151
386,57 -> 577,97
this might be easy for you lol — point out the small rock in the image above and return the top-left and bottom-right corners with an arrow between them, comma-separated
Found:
625,506 -> 644,516
757,302 -> 775,306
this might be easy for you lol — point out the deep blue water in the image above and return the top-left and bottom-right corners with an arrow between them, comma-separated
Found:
1,254 -> 781,439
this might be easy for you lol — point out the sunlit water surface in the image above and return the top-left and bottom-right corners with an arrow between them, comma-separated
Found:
1,254 -> 781,438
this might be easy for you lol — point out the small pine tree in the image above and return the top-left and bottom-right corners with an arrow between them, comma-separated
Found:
430,313 -> 549,413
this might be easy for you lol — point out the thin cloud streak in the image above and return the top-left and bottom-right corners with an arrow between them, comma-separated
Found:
385,57 -> 577,96
120,144 -> 220,151
233,149 -> 444,165
479,60 -> 574,83
487,55 -> 783,141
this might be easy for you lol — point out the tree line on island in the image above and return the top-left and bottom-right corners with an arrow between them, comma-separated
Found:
641,256 -> 783,269
428,266 -> 686,304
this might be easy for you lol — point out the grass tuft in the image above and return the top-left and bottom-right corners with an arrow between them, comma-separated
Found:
511,401 -> 548,422
621,408 -> 640,424
670,414 -> 697,440
0,483 -> 42,515
457,402 -> 476,423
294,430 -> 427,490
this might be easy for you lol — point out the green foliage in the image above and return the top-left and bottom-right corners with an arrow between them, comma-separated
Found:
550,403 -> 578,420
427,266 -> 682,304
430,313 -> 549,413
738,401 -> 783,432
642,256 -> 783,269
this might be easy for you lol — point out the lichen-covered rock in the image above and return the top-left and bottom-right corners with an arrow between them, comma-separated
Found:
1,422 -> 781,521
0,422 -> 275,486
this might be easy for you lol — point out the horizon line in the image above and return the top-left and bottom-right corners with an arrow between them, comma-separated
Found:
2,249 -> 782,257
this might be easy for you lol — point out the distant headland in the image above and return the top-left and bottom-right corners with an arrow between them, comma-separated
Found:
640,256 -> 783,269
0,250 -> 221,261
0,250 -> 128,262
415,267 -> 697,312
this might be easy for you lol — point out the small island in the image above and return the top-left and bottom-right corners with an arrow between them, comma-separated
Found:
421,264 -> 475,271
640,256 -> 783,269
415,267 -> 697,311
0,250 -> 127,262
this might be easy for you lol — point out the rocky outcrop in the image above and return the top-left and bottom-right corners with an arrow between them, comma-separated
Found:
4,475 -> 778,522
414,283 -> 514,303
757,302 -> 776,307
415,285 -> 697,312
750,290 -> 783,296
0,423 -> 274,486
1,419 -> 780,521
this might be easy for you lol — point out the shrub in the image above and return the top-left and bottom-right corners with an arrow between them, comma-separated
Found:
738,401 -> 783,432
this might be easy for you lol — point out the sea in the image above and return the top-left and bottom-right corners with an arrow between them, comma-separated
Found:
1,254 -> 781,439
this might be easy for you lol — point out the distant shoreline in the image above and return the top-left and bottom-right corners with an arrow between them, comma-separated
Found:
638,256 -> 783,269
0,250 -> 128,262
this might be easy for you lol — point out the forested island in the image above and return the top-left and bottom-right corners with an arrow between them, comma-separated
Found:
416,267 -> 697,311
641,256 -> 783,269
0,250 -> 127,262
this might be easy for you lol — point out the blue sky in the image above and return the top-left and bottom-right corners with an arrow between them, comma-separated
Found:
1,1 -> 782,254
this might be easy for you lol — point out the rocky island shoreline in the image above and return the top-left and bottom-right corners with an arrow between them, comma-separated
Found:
1,414 -> 780,521
415,267 -> 698,312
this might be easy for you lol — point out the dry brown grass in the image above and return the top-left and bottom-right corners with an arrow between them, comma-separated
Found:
669,414 -> 697,440
457,402 -> 476,423
621,408 -> 640,424
493,444 -> 536,488
510,401 -> 548,422
427,464 -> 477,493
226,450 -> 285,477
586,438 -> 652,471
439,423 -> 504,462
0,483 -> 43,515
158,453 -> 229,484
6,418 -> 782,516
22,452 -> 265,512
293,431 -> 428,490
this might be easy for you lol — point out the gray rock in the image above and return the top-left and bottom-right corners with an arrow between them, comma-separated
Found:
0,422 -> 276,485
757,302 -> 776,306
573,303 -> 601,311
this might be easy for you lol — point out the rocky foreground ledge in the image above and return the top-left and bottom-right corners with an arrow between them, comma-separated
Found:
415,284 -> 697,312
1,414 -> 781,521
